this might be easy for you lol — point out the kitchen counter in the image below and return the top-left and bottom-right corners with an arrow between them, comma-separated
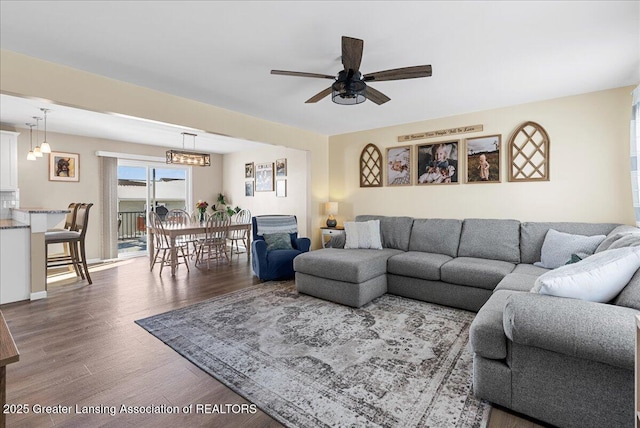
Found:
0,219 -> 29,230
2,208 -> 71,304
12,208 -> 71,214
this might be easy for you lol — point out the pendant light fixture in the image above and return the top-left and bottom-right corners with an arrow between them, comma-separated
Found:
26,123 -> 36,161
40,108 -> 52,153
32,116 -> 43,157
166,132 -> 211,166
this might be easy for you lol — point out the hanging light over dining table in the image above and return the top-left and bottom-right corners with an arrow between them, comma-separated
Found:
166,132 -> 211,166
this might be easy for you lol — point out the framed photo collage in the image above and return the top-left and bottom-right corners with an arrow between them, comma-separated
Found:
384,135 -> 502,187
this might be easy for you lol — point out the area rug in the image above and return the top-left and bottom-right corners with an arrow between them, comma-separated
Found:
135,281 -> 490,427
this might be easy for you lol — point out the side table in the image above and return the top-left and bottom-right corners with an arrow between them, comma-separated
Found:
321,226 -> 345,248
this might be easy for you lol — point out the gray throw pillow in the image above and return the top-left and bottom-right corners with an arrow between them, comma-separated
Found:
533,229 -> 606,269
263,233 -> 293,251
608,233 -> 640,250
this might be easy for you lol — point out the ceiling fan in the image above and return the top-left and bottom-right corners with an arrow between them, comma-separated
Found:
271,36 -> 432,105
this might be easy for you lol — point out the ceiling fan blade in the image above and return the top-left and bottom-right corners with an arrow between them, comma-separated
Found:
305,87 -> 333,103
365,85 -> 391,105
364,65 -> 432,82
341,36 -> 364,72
271,70 -> 335,80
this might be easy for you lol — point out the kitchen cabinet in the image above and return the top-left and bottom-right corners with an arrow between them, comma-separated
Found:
0,131 -> 19,191
0,222 -> 30,304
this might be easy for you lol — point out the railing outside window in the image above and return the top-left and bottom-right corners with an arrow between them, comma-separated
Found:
118,211 -> 146,239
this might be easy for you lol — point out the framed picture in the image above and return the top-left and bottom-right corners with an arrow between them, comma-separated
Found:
275,158 -> 287,177
276,179 -> 287,197
245,162 -> 254,178
245,181 -> 254,197
255,162 -> 274,192
386,146 -> 412,186
416,141 -> 459,185
49,152 -> 80,182
465,134 -> 501,183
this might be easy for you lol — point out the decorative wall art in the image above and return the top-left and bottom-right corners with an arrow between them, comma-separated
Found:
276,179 -> 287,197
508,122 -> 550,182
276,158 -> 287,177
245,181 -> 255,197
386,146 -> 412,186
397,124 -> 483,142
49,152 -> 80,182
465,135 -> 501,183
245,162 -> 254,178
416,141 -> 459,185
360,143 -> 383,187
255,162 -> 274,192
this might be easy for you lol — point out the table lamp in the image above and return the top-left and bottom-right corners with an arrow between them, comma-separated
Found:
325,202 -> 338,227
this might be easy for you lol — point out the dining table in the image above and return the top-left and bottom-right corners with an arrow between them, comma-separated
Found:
147,221 -> 252,276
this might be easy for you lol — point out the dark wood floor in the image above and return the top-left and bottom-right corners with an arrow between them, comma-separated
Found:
1,254 -> 544,427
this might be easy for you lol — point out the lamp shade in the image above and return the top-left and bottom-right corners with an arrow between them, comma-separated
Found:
325,202 -> 338,216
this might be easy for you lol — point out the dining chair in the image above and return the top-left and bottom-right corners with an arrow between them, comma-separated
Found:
149,211 -> 190,275
45,202 -> 94,285
166,209 -> 199,256
196,215 -> 231,269
228,209 -> 251,258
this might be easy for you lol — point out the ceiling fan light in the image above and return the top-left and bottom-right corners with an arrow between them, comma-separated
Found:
331,79 -> 366,105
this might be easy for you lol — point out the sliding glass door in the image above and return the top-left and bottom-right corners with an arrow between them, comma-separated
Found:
117,160 -> 191,256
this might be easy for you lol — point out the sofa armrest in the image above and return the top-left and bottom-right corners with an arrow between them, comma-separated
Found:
251,239 -> 269,273
294,237 -> 311,253
503,292 -> 638,370
470,290 -> 517,360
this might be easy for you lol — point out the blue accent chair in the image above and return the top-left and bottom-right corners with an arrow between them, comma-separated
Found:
251,215 -> 311,281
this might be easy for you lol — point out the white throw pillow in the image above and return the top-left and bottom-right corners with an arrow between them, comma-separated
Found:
344,220 -> 383,250
533,229 -> 606,269
532,247 -> 640,302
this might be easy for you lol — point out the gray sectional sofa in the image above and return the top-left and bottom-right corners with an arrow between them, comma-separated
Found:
293,215 -> 640,428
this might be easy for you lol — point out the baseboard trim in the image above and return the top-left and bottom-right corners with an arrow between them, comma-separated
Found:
30,291 -> 47,301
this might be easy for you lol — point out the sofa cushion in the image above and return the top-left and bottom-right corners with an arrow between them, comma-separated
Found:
387,251 -> 453,281
344,220 -> 383,249
511,263 -> 550,276
533,229 -> 606,269
441,257 -> 516,290
614,268 -> 640,310
356,215 -> 414,251
293,248 -> 402,284
457,219 -> 521,263
532,247 -> 640,302
408,218 -> 462,257
495,273 -> 539,293
470,290 -> 516,360
520,221 -> 619,264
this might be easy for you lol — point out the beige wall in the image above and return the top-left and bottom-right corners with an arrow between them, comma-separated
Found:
4,127 -> 223,260
328,87 -> 635,226
223,146 -> 310,237
0,49 -> 330,245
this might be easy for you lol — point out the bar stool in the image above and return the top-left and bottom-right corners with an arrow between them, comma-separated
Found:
45,203 -> 94,285
47,202 -> 80,276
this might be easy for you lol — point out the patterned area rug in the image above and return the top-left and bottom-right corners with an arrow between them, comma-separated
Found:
136,281 -> 490,427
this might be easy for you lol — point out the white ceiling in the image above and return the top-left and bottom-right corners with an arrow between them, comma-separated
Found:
0,1 -> 638,153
